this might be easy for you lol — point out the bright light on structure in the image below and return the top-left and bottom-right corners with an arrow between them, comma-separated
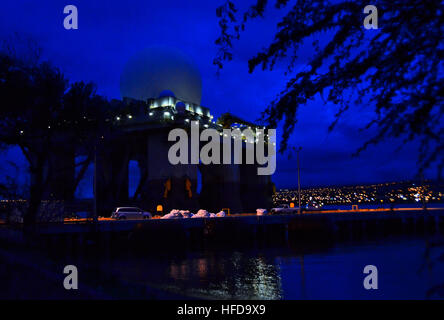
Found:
156,205 -> 163,212
127,114 -> 133,119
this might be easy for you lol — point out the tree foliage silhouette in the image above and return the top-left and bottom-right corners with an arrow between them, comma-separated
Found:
215,0 -> 443,175
0,37 -> 110,227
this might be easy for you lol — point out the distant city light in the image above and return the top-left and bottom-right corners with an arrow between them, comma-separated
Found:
272,181 -> 438,207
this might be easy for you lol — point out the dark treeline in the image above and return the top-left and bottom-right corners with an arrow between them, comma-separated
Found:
0,35 -> 112,229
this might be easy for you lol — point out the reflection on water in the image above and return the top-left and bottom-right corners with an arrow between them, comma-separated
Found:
150,251 -> 282,299
88,236 -> 444,299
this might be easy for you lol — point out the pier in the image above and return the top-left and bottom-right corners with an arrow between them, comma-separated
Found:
0,208 -> 439,251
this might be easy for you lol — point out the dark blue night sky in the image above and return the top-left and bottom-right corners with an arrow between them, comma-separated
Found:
0,1 -> 438,195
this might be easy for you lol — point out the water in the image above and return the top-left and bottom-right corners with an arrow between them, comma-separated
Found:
320,203 -> 444,210
85,236 -> 444,299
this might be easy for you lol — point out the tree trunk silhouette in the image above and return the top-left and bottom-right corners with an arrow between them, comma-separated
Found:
23,152 -> 46,233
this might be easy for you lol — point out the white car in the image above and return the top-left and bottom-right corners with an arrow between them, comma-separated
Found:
270,204 -> 299,214
111,207 -> 152,220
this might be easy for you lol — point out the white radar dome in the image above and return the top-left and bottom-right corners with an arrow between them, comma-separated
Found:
120,46 -> 202,105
